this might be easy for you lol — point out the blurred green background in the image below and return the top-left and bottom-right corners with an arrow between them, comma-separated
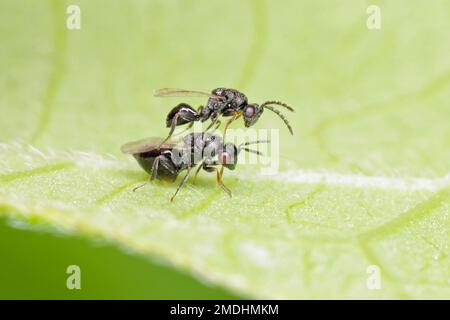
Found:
0,0 -> 449,299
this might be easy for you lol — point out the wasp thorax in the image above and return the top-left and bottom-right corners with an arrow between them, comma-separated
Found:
243,103 -> 263,127
125,86 -> 288,201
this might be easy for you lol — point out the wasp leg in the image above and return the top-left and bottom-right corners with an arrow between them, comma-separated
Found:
210,119 -> 221,134
171,121 -> 194,138
202,164 -> 214,172
170,166 -> 192,202
212,163 -> 225,189
172,106 -> 202,138
133,155 -> 163,192
133,179 -> 150,192
159,114 -> 180,148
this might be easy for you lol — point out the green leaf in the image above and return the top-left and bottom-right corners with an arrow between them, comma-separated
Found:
0,0 -> 449,298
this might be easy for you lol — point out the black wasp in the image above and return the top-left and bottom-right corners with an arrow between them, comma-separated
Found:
154,87 -> 294,144
121,132 -> 268,201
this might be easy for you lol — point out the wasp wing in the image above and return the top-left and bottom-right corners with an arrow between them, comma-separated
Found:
154,88 -> 224,100
120,137 -> 177,154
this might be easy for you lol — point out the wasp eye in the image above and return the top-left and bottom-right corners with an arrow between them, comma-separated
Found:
245,106 -> 255,117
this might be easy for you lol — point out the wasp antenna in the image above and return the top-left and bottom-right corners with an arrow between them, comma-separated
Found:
262,105 -> 294,135
261,100 -> 294,112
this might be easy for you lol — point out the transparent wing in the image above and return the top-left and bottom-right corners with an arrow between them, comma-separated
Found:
154,88 -> 224,100
120,137 -> 177,154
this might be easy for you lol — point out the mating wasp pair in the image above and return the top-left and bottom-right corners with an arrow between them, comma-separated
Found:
121,87 -> 294,201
